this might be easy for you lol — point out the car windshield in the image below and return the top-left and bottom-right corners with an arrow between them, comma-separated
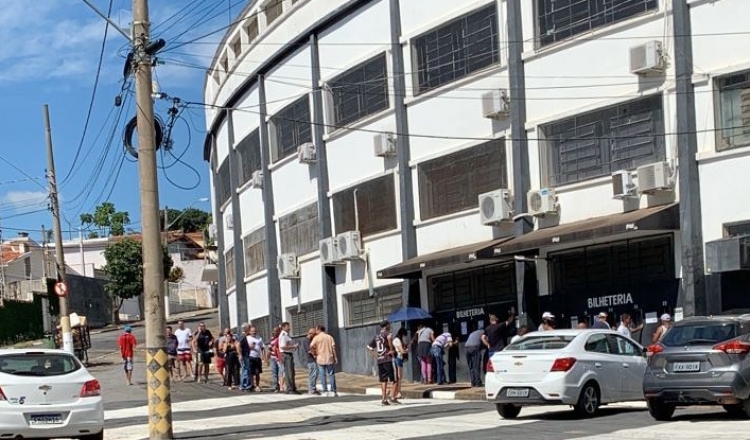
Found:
505,335 -> 576,351
662,322 -> 737,347
0,352 -> 81,377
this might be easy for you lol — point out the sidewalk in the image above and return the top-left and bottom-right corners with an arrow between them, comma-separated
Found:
258,368 -> 487,402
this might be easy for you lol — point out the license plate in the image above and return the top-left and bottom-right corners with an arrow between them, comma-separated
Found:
506,388 -> 529,398
673,362 -> 700,372
30,414 -> 63,425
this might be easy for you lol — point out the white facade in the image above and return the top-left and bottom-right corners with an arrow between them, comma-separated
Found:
205,0 -> 750,357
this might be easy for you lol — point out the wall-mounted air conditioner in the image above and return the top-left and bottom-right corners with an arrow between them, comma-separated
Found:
250,170 -> 263,189
527,188 -> 558,217
630,41 -> 665,75
374,133 -> 396,157
297,142 -> 316,164
478,189 -> 513,225
637,162 -> 671,194
612,170 -> 637,199
482,89 -> 510,119
319,237 -> 343,266
277,253 -> 299,279
225,215 -> 234,230
336,231 -> 363,260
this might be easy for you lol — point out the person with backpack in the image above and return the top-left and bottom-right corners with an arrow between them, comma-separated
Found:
367,321 -> 400,406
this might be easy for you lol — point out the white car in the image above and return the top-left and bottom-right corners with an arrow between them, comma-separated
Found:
0,349 -> 104,440
485,329 -> 647,419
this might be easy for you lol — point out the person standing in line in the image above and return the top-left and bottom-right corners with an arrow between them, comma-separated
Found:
431,331 -> 453,385
268,326 -> 284,393
616,313 -> 643,339
465,327 -> 485,387
174,320 -> 193,381
301,328 -> 319,395
577,322 -> 589,329
367,321 -> 400,406
592,312 -> 611,329
238,323 -> 252,391
193,322 -> 214,383
415,322 -> 435,384
510,325 -> 529,344
310,325 -> 338,397
482,310 -> 515,359
538,312 -> 556,331
279,322 -> 300,394
117,325 -> 137,386
221,332 -> 241,389
652,313 -> 672,343
246,326 -> 266,392
215,326 -> 231,380
165,326 -> 179,382
391,328 -> 408,399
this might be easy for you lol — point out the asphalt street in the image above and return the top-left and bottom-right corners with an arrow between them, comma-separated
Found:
79,313 -> 750,440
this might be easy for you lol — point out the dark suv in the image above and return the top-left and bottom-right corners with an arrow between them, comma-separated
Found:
643,315 -> 750,420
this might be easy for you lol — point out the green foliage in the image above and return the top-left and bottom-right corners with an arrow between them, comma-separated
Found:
164,207 -> 210,233
102,239 -> 173,303
0,296 -> 45,346
83,203 -> 130,237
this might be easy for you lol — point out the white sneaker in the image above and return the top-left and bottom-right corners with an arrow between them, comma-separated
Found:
325,391 -> 331,397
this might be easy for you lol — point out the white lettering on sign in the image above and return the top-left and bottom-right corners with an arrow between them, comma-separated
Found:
456,307 -> 485,319
552,236 -> 560,243
587,293 -> 633,309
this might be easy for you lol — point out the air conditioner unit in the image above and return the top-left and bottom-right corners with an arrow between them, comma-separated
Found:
630,41 -> 664,75
611,170 -> 637,199
208,223 -> 217,239
336,230 -> 363,260
482,89 -> 510,119
225,215 -> 234,230
637,162 -> 671,194
374,133 -> 396,157
319,237 -> 343,266
527,188 -> 558,217
297,142 -> 316,164
478,189 -> 513,225
277,253 -> 299,279
250,170 -> 263,189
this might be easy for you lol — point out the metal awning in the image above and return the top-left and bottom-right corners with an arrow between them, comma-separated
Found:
377,237 -> 513,279
479,203 -> 679,259
200,264 -> 219,282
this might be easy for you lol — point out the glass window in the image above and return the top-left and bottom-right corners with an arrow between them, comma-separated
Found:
333,175 -> 397,238
225,247 -> 235,288
0,352 -> 81,376
243,228 -> 266,277
217,160 -> 232,206
270,96 -> 312,162
328,54 -> 389,127
609,334 -> 641,356
505,335 -> 576,351
264,0 -> 283,26
288,301 -> 323,337
717,71 -> 750,151
585,333 -> 611,354
536,0 -> 658,47
279,203 -> 319,256
236,130 -> 262,186
245,17 -> 259,42
412,3 -> 499,95
662,321 -> 737,347
345,284 -> 403,327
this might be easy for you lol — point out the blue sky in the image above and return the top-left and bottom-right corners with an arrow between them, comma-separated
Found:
0,0 -> 248,242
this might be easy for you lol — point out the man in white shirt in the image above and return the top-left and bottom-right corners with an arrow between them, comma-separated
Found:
245,326 -> 265,391
174,321 -> 192,381
616,313 -> 643,339
278,322 -> 299,394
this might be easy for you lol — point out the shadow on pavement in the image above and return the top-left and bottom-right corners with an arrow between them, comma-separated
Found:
516,406 -> 646,421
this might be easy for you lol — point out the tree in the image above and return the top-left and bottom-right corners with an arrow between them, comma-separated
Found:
103,239 -> 173,321
168,266 -> 185,283
84,202 -> 131,237
163,207 -> 210,233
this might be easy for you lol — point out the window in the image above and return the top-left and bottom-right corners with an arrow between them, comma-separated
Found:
724,220 -> 750,238
225,247 -> 236,288
328,54 -> 389,127
243,228 -> 266,277
252,316 -> 270,341
333,175 -> 397,238
662,321 -> 737,347
412,4 -> 499,95
717,71 -> 750,151
344,284 -> 403,327
232,37 -> 242,58
0,352 -> 81,376
270,96 -> 312,162
236,130 -> 262,186
610,334 -> 640,356
24,258 -> 31,279
221,56 -> 229,74
418,139 -> 507,220
506,335 -> 575,351
264,0 -> 283,26
536,0 -> 658,47
430,263 -> 515,313
245,17 -> 259,42
541,94 -> 665,186
585,333 -> 611,354
279,203 -> 319,255
288,301 -> 323,336
217,160 -> 232,206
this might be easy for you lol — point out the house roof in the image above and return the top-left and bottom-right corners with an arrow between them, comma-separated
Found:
0,244 -> 22,265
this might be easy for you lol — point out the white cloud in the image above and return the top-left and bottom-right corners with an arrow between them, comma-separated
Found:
1,190 -> 49,211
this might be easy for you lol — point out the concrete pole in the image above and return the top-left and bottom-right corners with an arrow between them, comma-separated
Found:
163,207 -> 170,320
79,227 -> 86,277
43,104 -> 73,355
132,0 -> 173,438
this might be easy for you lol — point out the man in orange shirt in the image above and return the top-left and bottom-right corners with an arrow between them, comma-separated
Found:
118,325 -> 137,386
310,325 -> 338,397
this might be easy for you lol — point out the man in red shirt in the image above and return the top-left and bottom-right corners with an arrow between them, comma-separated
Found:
118,325 -> 137,386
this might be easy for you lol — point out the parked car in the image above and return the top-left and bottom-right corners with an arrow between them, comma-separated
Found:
485,329 -> 647,419
0,349 -> 104,440
643,315 -> 750,420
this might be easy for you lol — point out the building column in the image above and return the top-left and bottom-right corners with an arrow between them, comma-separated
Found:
507,0 -> 533,326
258,76 -> 283,337
226,110 -> 248,326
673,0 -> 706,317
211,133 -> 230,331
310,35 -> 339,338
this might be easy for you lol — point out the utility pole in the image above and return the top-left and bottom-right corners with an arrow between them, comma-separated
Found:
44,104 -> 73,354
132,0 -> 173,438
79,227 -> 87,277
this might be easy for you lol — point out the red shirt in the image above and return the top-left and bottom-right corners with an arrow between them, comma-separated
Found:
118,333 -> 137,358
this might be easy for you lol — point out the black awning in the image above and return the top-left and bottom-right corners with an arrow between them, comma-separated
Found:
377,237 -> 513,279
478,203 -> 679,259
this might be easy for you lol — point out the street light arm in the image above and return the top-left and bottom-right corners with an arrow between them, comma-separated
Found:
164,198 -> 209,231
79,0 -> 132,41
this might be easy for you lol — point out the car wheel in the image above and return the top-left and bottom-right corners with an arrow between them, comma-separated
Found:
723,404 -> 746,417
495,403 -> 522,419
574,382 -> 600,417
79,430 -> 104,440
647,399 -> 675,421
